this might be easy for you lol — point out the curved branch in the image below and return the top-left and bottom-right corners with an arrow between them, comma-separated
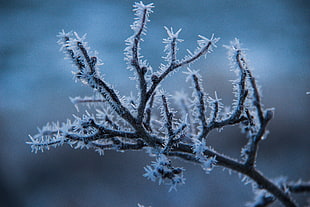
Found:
171,143 -> 298,207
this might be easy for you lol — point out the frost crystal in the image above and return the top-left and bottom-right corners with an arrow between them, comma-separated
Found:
192,138 -> 208,158
192,139 -> 217,173
162,27 -> 183,64
197,34 -> 219,53
144,154 -> 185,191
131,2 -> 154,33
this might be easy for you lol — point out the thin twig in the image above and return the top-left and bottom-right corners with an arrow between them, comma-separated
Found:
191,74 -> 208,140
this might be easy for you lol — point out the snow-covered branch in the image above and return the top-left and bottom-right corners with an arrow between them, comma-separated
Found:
27,2 -> 309,207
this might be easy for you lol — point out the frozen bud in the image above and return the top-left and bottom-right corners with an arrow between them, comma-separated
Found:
265,109 -> 274,121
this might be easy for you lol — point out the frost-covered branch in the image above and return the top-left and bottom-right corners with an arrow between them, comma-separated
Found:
27,2 -> 309,207
58,31 -> 137,127
143,92 -> 155,132
146,33 -> 220,106
189,71 -> 208,140
287,181 -> 310,193
161,95 -> 174,139
124,2 -> 154,124
163,26 -> 183,66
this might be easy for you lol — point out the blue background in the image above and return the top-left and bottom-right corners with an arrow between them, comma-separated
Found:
0,0 -> 309,206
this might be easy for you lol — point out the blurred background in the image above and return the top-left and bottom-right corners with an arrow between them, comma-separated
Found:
0,0 -> 309,206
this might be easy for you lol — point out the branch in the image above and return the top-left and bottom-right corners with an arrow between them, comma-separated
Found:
28,3 -> 309,206
92,138 -> 146,153
143,92 -> 155,132
146,34 -> 219,104
287,181 -> 310,193
171,143 -> 298,207
70,96 -> 105,105
161,94 -> 179,153
206,46 -> 249,131
59,32 -> 137,127
244,109 -> 273,167
27,117 -> 143,153
191,73 -> 208,140
103,114 -> 120,130
246,68 -> 265,125
161,95 -> 174,138
124,2 -> 154,124
163,27 -> 183,67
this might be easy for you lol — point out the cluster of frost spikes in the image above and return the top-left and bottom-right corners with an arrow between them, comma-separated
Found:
27,1 -> 310,206
144,154 -> 185,192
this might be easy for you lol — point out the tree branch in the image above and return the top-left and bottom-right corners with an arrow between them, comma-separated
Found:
28,3 -> 308,207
